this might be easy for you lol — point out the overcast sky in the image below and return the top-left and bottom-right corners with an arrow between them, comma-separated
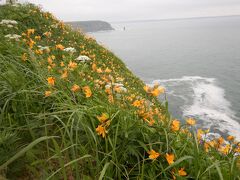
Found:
15,0 -> 240,21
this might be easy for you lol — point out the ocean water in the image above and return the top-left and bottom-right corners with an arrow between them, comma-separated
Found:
90,16 -> 240,140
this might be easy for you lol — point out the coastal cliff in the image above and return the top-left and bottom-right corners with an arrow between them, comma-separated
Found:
66,20 -> 114,32
0,3 -> 239,179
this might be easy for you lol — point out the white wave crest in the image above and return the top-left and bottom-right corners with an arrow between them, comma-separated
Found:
153,76 -> 215,83
152,76 -> 240,140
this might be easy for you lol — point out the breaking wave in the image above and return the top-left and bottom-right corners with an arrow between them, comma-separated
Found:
152,76 -> 240,140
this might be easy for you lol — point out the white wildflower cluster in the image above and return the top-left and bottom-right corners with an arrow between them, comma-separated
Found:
105,82 -> 127,94
114,83 -> 127,93
64,47 -> 76,53
116,77 -> 124,82
50,24 -> 58,28
38,45 -> 50,51
115,77 -> 127,93
5,34 -> 21,40
0,19 -> 18,28
75,55 -> 91,62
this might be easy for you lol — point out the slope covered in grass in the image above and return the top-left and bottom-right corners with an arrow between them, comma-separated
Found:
0,4 -> 239,179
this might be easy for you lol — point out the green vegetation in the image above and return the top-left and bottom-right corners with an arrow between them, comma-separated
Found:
0,4 -> 239,179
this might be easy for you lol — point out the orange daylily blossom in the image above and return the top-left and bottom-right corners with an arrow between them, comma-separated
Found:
35,49 -> 43,55
105,67 -> 112,73
197,129 -> 204,140
166,153 -> 175,165
151,86 -> 165,96
144,85 -> 165,96
209,140 -> 218,148
51,63 -> 56,68
51,55 -> 56,60
144,85 -> 151,93
45,90 -> 52,97
186,118 -> 196,126
27,29 -> 35,36
60,61 -> 65,67
21,53 -> 27,61
82,86 -> 92,98
48,57 -> 53,65
148,150 -> 160,160
132,100 -> 141,107
71,84 -> 80,92
113,86 -> 121,93
28,39 -> 36,49
61,70 -> 68,79
171,119 -> 180,131
96,68 -> 103,73
204,143 -> 210,152
56,44 -> 65,50
35,35 -> 41,40
148,119 -> 155,126
218,137 -> 224,145
234,146 -> 240,153
92,63 -> 97,71
105,87 -> 111,94
97,113 -> 109,123
58,21 -> 65,29
43,31 -> 52,37
96,125 -> 107,138
47,77 -> 55,86
68,61 -> 78,70
108,94 -> 114,103
89,54 -> 96,59
178,168 -> 187,176
227,135 -> 234,141
219,144 -> 231,155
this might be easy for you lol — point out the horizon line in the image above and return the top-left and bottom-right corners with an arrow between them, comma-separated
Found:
109,14 -> 240,23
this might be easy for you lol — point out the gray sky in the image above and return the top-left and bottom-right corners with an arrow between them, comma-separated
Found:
20,0 -> 240,21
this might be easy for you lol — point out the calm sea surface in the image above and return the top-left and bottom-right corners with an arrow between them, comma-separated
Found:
90,16 -> 240,140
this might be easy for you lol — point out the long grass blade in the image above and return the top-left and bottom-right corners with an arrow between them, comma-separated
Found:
0,136 -> 58,170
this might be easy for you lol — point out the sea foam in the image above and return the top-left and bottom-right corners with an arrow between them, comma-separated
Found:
152,76 -> 240,140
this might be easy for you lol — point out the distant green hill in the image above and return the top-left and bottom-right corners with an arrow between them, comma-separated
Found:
66,20 -> 114,32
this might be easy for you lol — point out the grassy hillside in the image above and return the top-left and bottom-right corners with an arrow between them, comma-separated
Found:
0,4 -> 239,179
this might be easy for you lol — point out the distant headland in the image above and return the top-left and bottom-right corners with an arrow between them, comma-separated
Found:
66,20 -> 114,32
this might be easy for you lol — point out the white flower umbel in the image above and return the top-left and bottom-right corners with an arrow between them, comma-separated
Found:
116,77 -> 124,82
0,19 -> 18,25
50,24 -> 58,28
113,83 -> 124,87
38,45 -> 50,51
119,86 -> 127,93
5,34 -> 21,40
105,83 -> 127,93
105,84 -> 111,89
75,55 -> 91,62
7,24 -> 13,28
63,47 -> 76,53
